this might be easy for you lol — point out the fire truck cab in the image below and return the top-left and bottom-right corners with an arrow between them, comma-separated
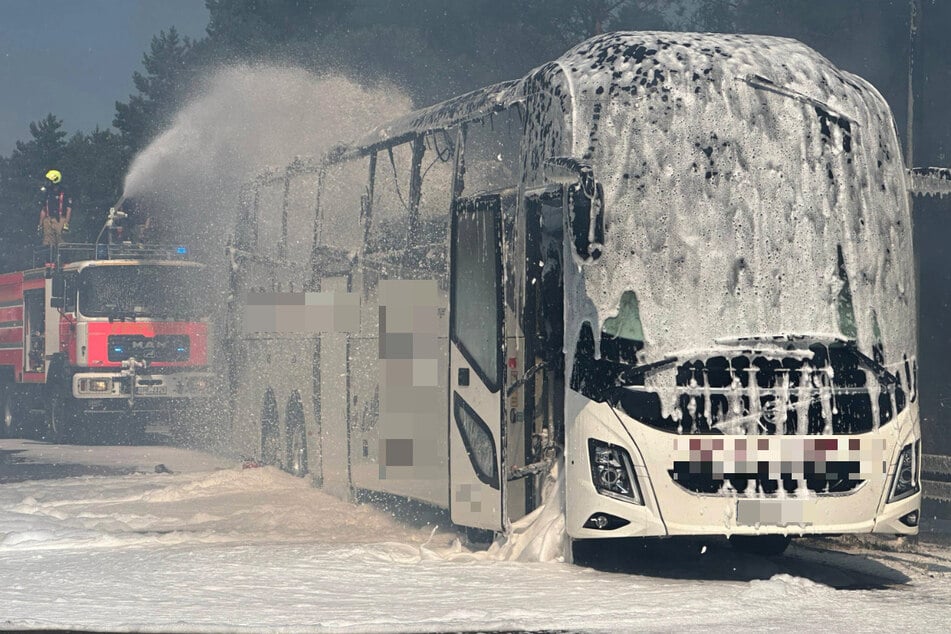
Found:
0,243 -> 215,443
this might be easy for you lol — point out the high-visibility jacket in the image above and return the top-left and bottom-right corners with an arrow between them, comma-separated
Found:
41,184 -> 72,220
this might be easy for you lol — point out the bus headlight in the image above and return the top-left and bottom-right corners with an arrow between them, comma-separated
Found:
588,438 -> 643,505
888,441 -> 920,503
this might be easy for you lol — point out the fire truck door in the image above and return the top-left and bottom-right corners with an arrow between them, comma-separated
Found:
22,289 -> 45,374
449,194 -> 505,532
44,277 -> 62,371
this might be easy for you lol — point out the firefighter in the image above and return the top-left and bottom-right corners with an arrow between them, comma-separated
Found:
38,169 -> 72,246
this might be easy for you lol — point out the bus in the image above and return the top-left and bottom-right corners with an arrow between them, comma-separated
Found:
226,31 -> 928,554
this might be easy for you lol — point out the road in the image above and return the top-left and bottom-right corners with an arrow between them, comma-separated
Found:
1,437 -> 950,632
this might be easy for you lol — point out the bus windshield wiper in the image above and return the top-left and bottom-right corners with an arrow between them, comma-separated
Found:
616,356 -> 677,386
716,334 -> 900,387
847,343 -> 899,386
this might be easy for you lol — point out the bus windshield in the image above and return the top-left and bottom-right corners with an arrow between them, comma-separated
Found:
78,264 -> 211,319
573,75 -> 915,372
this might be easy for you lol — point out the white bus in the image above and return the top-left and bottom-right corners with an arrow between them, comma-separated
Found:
226,32 -> 934,554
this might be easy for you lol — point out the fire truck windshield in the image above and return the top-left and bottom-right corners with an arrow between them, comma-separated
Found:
78,264 -> 210,320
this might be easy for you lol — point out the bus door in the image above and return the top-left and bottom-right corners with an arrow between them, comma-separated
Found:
449,194 -> 505,531
518,187 -> 566,513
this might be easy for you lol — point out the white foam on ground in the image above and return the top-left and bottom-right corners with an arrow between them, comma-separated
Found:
1,439 -> 950,631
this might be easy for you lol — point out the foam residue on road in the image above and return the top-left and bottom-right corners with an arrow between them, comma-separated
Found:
0,453 -> 438,552
1,439 -> 949,632
483,460 -> 567,562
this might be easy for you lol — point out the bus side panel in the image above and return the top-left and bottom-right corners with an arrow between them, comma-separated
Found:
349,275 -> 450,509
317,276 -> 352,500
228,254 -> 321,480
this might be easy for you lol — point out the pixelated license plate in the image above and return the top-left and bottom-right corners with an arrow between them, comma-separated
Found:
135,385 -> 167,396
736,498 -> 817,527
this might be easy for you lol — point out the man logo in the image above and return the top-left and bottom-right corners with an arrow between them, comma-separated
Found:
131,339 -> 169,350
107,335 -> 189,362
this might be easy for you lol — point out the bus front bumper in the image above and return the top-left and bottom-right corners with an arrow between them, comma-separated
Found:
565,398 -> 921,540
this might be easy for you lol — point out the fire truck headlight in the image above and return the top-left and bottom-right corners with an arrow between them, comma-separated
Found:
80,378 -> 112,393
588,438 -> 643,505
187,377 -> 210,393
888,441 -> 920,503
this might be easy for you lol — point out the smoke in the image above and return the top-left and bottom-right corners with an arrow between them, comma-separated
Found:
122,65 -> 413,255
119,66 -> 412,450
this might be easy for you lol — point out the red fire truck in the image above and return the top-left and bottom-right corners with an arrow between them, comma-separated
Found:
0,243 -> 214,443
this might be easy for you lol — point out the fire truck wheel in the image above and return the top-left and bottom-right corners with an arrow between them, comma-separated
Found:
1,385 -> 23,438
260,388 -> 281,467
114,422 -> 146,446
284,390 -> 307,478
45,396 -> 78,444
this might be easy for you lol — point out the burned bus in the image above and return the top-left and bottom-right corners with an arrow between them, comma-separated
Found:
227,32 -> 931,553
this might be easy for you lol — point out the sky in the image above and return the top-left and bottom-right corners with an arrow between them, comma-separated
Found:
0,0 -> 209,155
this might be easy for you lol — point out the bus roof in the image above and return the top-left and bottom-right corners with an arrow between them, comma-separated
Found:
328,31 -> 869,164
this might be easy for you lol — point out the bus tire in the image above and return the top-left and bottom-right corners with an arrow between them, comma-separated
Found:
260,388 -> 281,467
729,534 -> 792,556
284,390 -> 307,477
463,526 -> 495,548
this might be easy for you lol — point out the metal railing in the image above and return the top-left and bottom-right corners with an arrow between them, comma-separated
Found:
32,242 -> 192,268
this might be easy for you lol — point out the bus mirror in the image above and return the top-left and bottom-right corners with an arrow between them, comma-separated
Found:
570,182 -> 604,262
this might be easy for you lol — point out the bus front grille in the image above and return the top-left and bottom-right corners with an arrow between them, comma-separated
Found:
668,462 -> 865,495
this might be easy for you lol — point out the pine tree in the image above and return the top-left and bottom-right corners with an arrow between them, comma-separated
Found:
114,27 -> 196,155
0,114 -> 69,268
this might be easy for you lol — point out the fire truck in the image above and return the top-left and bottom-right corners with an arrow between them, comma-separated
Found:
0,242 -> 215,443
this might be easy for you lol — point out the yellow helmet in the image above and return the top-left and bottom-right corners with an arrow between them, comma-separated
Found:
45,169 -> 62,184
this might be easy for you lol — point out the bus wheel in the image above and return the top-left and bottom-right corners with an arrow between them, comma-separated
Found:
284,390 -> 307,478
464,526 -> 495,548
260,388 -> 280,467
729,535 -> 792,557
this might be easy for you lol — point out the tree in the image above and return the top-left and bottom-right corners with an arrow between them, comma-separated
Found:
114,27 -> 196,155
0,114 -> 69,267
60,128 -> 126,242
10,114 -> 68,179
204,0 -> 352,65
